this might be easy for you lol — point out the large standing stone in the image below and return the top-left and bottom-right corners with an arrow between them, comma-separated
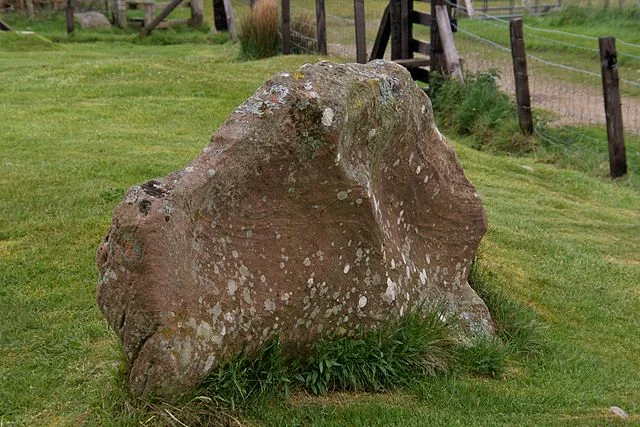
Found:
96,60 -> 492,398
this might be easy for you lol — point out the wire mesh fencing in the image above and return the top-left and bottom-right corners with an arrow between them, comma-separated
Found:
285,1 -> 392,62
453,9 -> 640,136
452,7 -> 640,173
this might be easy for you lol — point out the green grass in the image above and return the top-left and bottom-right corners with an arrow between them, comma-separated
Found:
1,38 -> 640,425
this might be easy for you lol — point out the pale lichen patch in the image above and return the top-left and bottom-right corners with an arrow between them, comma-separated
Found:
227,280 -> 238,296
358,295 -> 368,308
322,107 -> 334,127
264,299 -> 276,313
382,278 -> 397,303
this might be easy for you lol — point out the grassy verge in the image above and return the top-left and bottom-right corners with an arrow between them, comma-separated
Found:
430,71 -> 640,180
1,41 -> 639,425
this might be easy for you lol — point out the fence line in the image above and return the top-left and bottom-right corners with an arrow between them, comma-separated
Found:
455,20 -> 640,139
274,0 -> 639,139
287,2 -> 373,61
450,1 -> 640,58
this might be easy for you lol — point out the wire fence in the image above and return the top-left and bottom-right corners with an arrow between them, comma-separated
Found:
452,4 -> 640,138
286,1 -> 389,61
234,0 -> 640,172
0,0 -> 109,15
450,3 -> 640,173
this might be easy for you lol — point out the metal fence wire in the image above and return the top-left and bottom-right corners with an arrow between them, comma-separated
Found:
451,6 -> 640,138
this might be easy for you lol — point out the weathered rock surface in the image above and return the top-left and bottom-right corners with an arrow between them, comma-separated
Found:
96,60 -> 492,398
74,12 -> 111,29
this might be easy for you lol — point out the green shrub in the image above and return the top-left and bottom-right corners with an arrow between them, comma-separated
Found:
430,71 -> 536,154
239,0 -> 280,59
293,306 -> 458,394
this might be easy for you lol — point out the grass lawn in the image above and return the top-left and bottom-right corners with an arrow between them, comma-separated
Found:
1,34 -> 639,425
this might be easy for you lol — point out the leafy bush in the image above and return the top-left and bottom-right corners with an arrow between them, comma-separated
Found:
239,0 -> 280,59
293,306 -> 458,394
430,71 -> 536,153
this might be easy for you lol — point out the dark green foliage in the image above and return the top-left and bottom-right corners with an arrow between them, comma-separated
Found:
196,337 -> 291,409
293,307 -> 458,394
430,72 -> 536,154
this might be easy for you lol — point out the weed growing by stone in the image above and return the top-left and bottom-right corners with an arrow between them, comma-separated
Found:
139,294 -> 549,424
291,306 -> 458,395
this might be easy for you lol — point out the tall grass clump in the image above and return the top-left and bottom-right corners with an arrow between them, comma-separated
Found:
293,307 -> 458,395
196,337 -> 291,409
239,0 -> 280,59
99,297 -> 547,424
430,72 -> 536,153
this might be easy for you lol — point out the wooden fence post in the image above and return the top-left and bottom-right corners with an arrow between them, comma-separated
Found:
370,4 -> 390,60
190,0 -> 203,27
463,0 -> 474,16
430,0 -> 445,74
222,0 -> 238,42
115,0 -> 127,28
509,18 -> 534,134
400,0 -> 411,59
25,0 -> 34,18
599,37 -> 627,178
143,3 -> 154,27
435,5 -> 463,81
282,0 -> 291,54
315,0 -> 327,55
354,0 -> 366,63
389,0 -> 401,60
213,0 -> 228,31
66,0 -> 74,33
